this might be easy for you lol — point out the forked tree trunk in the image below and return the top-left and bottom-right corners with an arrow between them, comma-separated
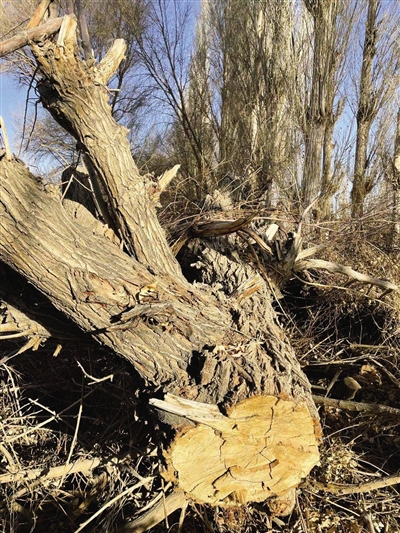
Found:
0,15 -> 320,517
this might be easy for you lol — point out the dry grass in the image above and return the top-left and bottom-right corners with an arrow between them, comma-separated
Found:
281,213 -> 400,533
0,342 -> 163,533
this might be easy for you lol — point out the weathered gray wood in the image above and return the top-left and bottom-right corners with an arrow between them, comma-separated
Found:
0,155 -> 226,388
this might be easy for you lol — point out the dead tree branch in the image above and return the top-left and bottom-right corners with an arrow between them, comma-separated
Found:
313,395 -> 400,417
313,474 -> 400,495
0,16 -> 65,57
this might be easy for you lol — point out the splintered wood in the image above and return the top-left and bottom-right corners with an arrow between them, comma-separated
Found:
155,394 -> 319,508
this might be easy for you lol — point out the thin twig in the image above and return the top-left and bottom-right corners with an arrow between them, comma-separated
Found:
76,360 -> 114,384
363,513 -> 376,533
366,357 -> 400,389
74,477 -> 154,533
291,272 -> 396,307
19,67 -> 38,157
177,499 -> 188,533
350,343 -> 395,352
59,376 -> 84,488
5,388 -> 98,443
0,329 -> 36,340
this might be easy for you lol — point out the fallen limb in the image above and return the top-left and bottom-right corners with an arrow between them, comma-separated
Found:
192,214 -> 256,237
118,489 -> 187,533
313,395 -> 400,416
0,457 -> 102,484
295,258 -> 398,292
313,474 -> 400,495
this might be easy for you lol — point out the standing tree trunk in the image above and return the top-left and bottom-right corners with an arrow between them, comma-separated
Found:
351,0 -> 379,218
0,12 -> 320,517
390,108 -> 400,250
302,0 -> 340,212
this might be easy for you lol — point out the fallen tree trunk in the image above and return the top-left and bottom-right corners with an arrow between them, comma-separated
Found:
0,10 -> 320,519
0,151 -> 320,510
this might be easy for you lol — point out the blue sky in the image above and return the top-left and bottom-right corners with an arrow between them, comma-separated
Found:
0,73 -> 27,152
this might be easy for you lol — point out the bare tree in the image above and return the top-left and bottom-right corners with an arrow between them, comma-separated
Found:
205,0 -> 298,202
351,0 -> 400,218
133,0 -> 216,195
170,0 -> 216,193
318,1 -> 358,220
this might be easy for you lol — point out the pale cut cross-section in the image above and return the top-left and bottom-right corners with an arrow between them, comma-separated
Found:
152,394 -> 320,509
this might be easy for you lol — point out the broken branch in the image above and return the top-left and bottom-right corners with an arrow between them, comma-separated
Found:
26,0 -> 53,29
192,214 -> 256,237
96,39 -> 126,84
295,258 -> 398,292
313,474 -> 400,495
0,457 -> 102,484
0,16 -> 65,57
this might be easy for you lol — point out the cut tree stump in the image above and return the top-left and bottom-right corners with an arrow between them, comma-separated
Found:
155,394 -> 319,507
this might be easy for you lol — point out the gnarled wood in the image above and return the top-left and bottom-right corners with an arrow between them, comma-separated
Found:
0,155 -> 226,386
0,152 -> 321,516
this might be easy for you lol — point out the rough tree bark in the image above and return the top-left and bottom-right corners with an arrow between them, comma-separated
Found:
0,9 -> 321,524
